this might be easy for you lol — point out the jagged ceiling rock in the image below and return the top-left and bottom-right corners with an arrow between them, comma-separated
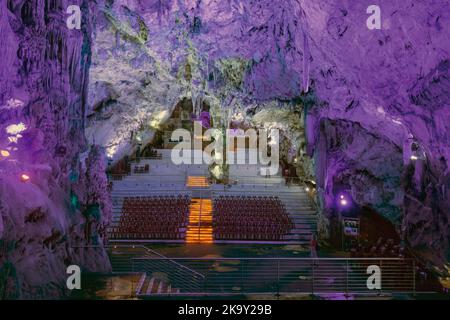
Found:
304,0 -> 450,160
89,0 -> 449,164
85,0 -> 314,161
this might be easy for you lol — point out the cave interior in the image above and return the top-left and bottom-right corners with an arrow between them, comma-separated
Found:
0,0 -> 449,299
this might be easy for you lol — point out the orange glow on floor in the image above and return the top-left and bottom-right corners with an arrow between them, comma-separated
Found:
186,176 -> 209,187
186,198 -> 213,244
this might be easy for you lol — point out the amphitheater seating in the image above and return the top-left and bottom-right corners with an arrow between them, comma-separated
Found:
110,195 -> 190,239
133,164 -> 149,174
213,196 -> 294,241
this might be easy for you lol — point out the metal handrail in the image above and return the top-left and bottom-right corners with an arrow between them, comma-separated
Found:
109,245 -> 205,279
76,244 -> 418,295
124,257 -> 417,296
72,244 -> 205,279
110,171 -> 312,186
128,257 -> 413,261
132,257 -> 205,279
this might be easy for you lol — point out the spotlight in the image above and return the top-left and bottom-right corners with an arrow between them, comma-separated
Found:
1,150 -> 10,157
410,155 -> 418,161
337,193 -> 351,208
20,174 -> 30,182
305,187 -> 310,192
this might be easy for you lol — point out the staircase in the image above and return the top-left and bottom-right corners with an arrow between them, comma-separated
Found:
278,188 -> 317,244
186,198 -> 214,244
136,273 -> 181,296
186,176 -> 210,187
109,245 -> 205,293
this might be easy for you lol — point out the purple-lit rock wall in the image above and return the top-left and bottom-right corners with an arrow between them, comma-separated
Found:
302,1 -> 450,266
0,1 -> 111,299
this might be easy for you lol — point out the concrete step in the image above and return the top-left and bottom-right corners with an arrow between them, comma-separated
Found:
140,277 -> 180,295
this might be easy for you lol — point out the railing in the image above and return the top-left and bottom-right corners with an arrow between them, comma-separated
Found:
131,155 -> 163,161
72,244 -> 205,286
106,245 -> 205,294
110,173 -> 307,187
72,245 -> 419,296
127,257 -> 416,296
132,258 -> 205,293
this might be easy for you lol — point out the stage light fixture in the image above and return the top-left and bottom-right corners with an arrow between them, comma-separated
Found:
20,174 -> 30,182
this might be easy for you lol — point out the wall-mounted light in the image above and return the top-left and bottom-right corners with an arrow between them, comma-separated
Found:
20,174 -> 30,182
337,193 -> 351,208
1,150 -> 10,157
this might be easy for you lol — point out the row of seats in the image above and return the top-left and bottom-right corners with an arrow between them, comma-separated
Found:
348,237 -> 405,258
133,164 -> 150,174
214,232 -> 286,241
111,195 -> 191,240
216,195 -> 282,202
123,195 -> 190,203
109,231 -> 184,239
213,196 -> 293,241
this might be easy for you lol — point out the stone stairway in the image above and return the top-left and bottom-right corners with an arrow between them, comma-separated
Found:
186,176 -> 210,187
279,188 -> 317,243
136,273 -> 181,296
186,198 -> 214,244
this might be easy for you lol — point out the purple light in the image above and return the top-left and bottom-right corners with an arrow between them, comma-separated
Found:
337,193 -> 351,208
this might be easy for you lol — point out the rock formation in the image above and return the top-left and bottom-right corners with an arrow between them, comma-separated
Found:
0,0 -> 111,299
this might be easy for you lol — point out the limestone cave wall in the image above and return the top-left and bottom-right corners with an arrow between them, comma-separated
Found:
0,0 -> 111,299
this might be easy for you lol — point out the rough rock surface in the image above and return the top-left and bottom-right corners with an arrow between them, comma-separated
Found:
302,1 -> 450,266
0,1 -> 111,299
